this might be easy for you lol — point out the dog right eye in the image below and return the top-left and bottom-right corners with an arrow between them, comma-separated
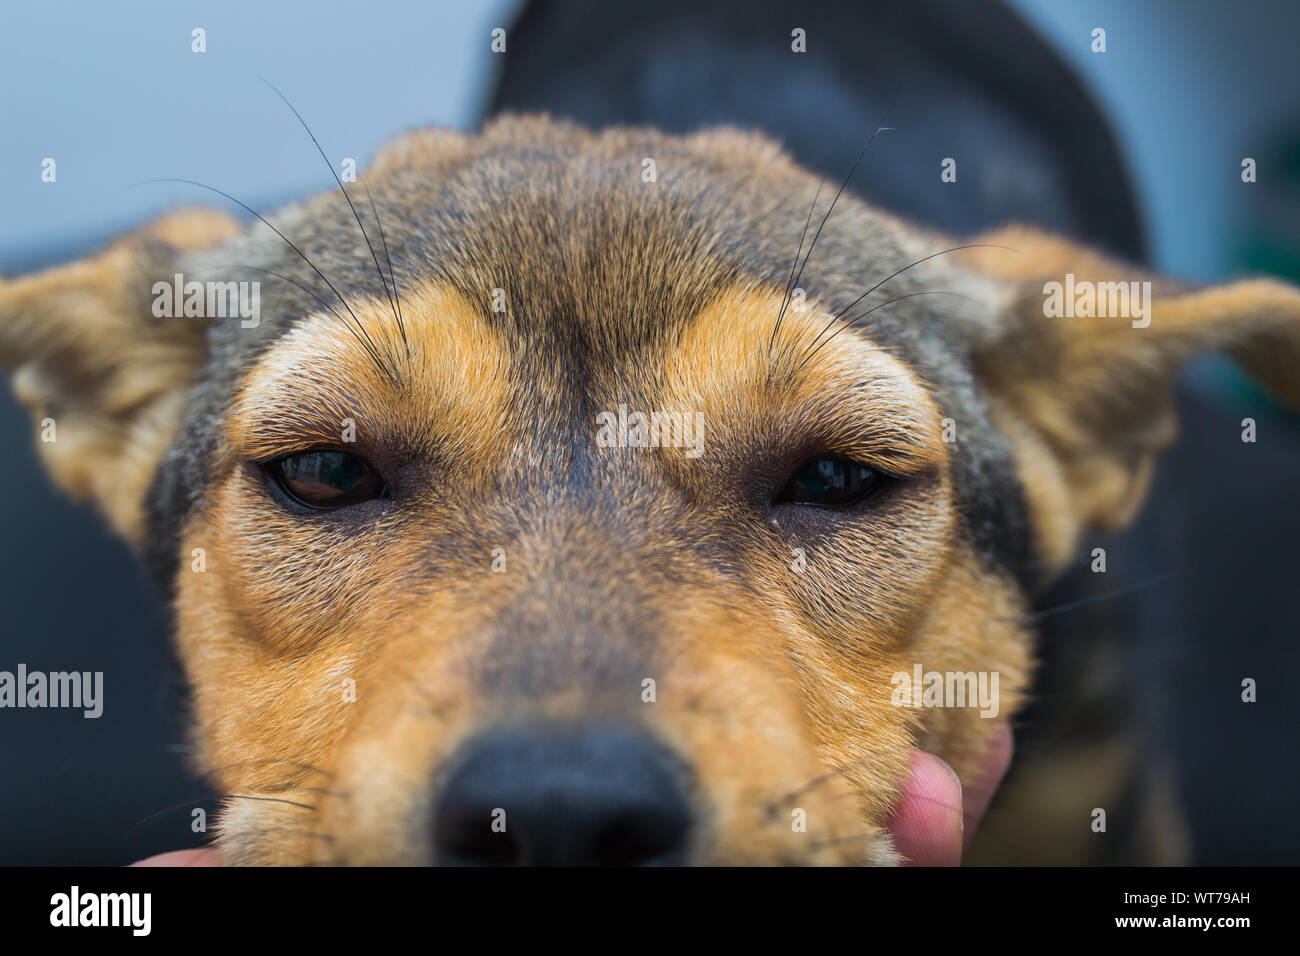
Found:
776,455 -> 892,509
265,450 -> 391,510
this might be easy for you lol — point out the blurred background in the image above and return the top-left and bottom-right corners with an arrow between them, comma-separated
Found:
1,0 -> 1297,864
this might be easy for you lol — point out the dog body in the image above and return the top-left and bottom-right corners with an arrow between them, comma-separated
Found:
4,114 -> 1298,864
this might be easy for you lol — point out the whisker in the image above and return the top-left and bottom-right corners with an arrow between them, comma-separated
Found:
130,177 -> 394,382
792,290 -> 975,377
830,242 -> 1016,328
210,263 -> 354,330
778,130 -> 890,353
788,238 -> 1020,377
770,85 -> 903,361
765,762 -> 865,815
360,178 -> 409,360
769,176 -> 825,358
1014,571 -> 1179,624
122,797 -> 219,841
764,742 -> 917,815
202,758 -> 336,779
262,79 -> 405,354
226,794 -> 317,812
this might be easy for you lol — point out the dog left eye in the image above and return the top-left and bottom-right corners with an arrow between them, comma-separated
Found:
266,450 -> 390,509
778,456 -> 886,508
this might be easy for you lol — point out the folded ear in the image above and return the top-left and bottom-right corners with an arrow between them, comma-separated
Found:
958,225 -> 1300,575
0,209 -> 241,543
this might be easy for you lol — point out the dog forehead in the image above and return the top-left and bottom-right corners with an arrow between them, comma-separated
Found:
210,118 -> 952,447
226,117 -> 934,346
147,117 -> 1033,594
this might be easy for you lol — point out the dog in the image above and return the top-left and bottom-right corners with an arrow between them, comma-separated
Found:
2,114 -> 1297,865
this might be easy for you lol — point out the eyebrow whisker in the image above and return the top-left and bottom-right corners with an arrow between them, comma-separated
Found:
831,242 -> 1017,330
770,86 -> 903,363
131,176 -> 394,383
788,238 -> 1022,377
360,178 -> 409,362
226,793 -> 317,812
792,290 -> 975,378
263,79 -> 408,368
769,176 -> 825,359
211,263 -> 354,330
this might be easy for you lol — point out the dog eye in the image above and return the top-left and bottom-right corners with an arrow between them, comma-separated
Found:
266,450 -> 390,509
777,456 -> 887,508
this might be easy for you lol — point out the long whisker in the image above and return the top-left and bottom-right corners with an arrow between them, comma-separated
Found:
124,782 -> 345,841
131,177 -> 393,380
225,794 -> 317,811
790,127 -> 888,290
1015,571 -> 1179,624
828,242 -> 1014,328
263,79 -> 405,353
210,263 -> 354,329
777,129 -> 889,353
122,797 -> 218,840
792,240 -> 1017,373
360,178 -> 409,359
769,176 -> 825,358
771,86 -> 903,359
786,240 -> 1020,377
201,758 -> 336,779
792,290 -> 975,377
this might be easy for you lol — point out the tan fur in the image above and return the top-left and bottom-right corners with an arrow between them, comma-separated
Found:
164,280 -> 1031,864
4,125 -> 1299,865
960,225 -> 1300,577
0,209 -> 239,540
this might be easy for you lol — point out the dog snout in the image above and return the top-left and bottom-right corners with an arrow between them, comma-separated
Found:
432,725 -> 692,866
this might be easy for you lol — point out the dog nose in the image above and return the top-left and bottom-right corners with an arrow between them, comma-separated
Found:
432,725 -> 692,866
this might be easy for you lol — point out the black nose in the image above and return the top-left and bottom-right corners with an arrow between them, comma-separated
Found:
432,726 -> 691,866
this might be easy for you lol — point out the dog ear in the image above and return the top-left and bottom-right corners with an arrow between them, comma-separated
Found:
0,209 -> 241,543
958,225 -> 1300,574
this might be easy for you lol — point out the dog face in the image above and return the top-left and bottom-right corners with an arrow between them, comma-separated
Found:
4,116 -> 1298,864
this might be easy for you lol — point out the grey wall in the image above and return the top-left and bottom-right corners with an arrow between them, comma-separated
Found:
0,0 -> 521,269
4,1 -> 1298,277
1012,0 -> 1300,279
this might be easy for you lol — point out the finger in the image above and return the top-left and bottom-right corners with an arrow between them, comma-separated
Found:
129,848 -> 221,867
887,750 -> 963,866
962,720 -> 1014,849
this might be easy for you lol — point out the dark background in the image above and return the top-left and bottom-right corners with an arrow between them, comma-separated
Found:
2,0 -> 1298,864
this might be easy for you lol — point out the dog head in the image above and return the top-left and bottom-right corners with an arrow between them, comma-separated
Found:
4,116 -> 1297,864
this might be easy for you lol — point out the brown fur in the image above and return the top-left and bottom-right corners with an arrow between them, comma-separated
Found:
960,226 -> 1300,577
170,282 -> 1029,864
3,119 -> 1298,864
0,210 -> 239,538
